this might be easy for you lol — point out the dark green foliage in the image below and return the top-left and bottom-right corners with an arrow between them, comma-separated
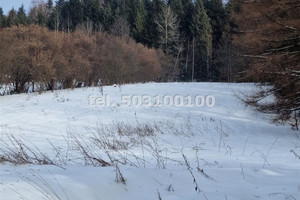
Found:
7,8 -> 17,27
191,0 -> 212,80
0,0 -> 235,82
0,8 -> 6,28
47,0 -> 54,10
203,0 -> 225,49
17,5 -> 28,25
168,0 -> 184,19
203,0 -> 229,81
133,0 -> 146,43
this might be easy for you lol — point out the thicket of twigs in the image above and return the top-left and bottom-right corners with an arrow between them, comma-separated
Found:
0,25 -> 166,94
231,0 -> 300,129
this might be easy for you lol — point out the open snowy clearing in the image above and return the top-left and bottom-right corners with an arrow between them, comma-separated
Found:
0,82 -> 299,200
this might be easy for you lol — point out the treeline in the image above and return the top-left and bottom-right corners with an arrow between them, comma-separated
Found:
0,0 -> 237,82
0,25 -> 162,93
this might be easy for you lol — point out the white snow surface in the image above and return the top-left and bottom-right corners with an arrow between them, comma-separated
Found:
0,82 -> 299,200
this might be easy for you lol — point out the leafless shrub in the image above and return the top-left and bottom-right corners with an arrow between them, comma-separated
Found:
68,121 -> 190,169
144,137 -> 168,169
69,122 -> 158,168
0,135 -> 57,166
14,169 -> 69,200
71,133 -> 111,167
112,122 -> 155,137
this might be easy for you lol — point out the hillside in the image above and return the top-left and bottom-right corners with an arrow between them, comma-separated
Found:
0,83 -> 299,200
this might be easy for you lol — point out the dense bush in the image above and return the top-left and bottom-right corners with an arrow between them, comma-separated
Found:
0,25 -> 163,93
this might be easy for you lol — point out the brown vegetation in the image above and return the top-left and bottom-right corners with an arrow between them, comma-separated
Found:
231,0 -> 300,128
0,25 -> 163,93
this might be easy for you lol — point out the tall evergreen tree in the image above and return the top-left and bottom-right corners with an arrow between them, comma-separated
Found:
181,0 -> 193,39
191,0 -> 212,80
143,0 -> 160,47
83,0 -> 101,22
203,0 -> 226,49
99,2 -> 114,31
47,0 -> 54,12
28,2 -> 48,27
17,5 -> 28,25
203,0 -> 227,80
69,0 -> 84,29
168,0 -> 184,20
133,0 -> 146,43
7,8 -> 17,27
0,8 -> 5,28
177,0 -> 194,81
52,0 -> 65,31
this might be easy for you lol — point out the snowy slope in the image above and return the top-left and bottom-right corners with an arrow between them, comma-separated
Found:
0,83 -> 299,200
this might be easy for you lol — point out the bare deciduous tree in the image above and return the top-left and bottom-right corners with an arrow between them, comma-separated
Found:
109,16 -> 130,42
155,5 -> 181,80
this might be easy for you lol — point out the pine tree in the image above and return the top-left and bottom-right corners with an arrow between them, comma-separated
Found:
69,0 -> 84,29
181,0 -> 193,39
100,2 -> 114,31
7,8 -> 17,27
190,0 -> 212,80
0,8 -> 5,28
168,0 -> 184,19
47,0 -> 53,11
143,0 -> 160,47
203,0 -> 228,80
53,0 -> 65,31
203,0 -> 225,49
133,0 -> 146,43
17,5 -> 28,25
28,2 -> 48,27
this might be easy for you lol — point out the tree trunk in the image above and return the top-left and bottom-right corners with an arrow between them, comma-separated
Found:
192,38 -> 195,82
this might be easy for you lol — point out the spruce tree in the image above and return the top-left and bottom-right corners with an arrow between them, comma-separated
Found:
191,0 -> 212,80
168,0 -> 184,19
47,0 -> 53,11
181,0 -> 193,39
69,0 -> 84,30
133,0 -> 146,43
203,0 -> 227,80
7,8 -> 17,27
17,5 -> 27,25
0,8 -> 5,28
143,0 -> 161,48
99,2 -> 114,31
203,0 -> 226,49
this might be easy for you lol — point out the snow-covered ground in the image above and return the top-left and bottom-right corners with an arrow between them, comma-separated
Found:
0,83 -> 299,200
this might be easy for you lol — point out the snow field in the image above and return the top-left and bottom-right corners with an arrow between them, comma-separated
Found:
0,83 -> 299,200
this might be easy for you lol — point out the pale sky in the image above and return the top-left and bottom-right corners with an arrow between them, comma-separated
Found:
0,0 -> 33,15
